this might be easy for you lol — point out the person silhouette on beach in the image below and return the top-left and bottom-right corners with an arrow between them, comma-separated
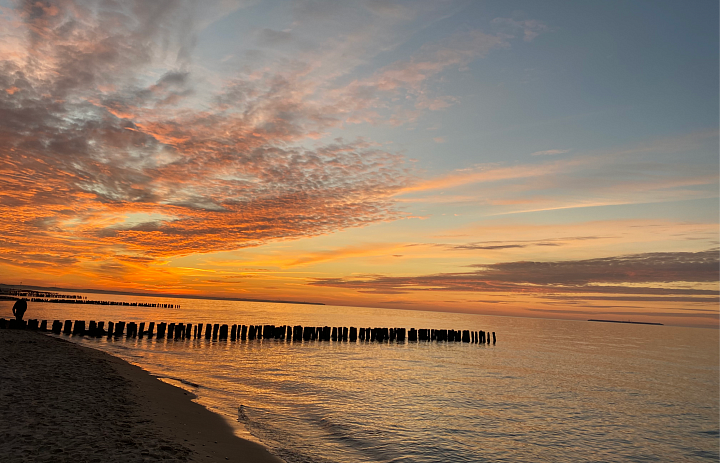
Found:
12,298 -> 27,321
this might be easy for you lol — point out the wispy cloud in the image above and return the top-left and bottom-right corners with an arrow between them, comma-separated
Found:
531,149 -> 570,156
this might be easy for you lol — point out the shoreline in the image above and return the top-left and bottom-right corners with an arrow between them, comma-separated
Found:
0,329 -> 283,462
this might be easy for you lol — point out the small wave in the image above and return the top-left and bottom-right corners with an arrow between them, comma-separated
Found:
157,375 -> 201,389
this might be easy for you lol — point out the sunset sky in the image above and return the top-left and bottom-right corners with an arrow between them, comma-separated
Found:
0,0 -> 717,327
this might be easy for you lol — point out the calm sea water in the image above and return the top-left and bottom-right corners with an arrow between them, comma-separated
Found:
2,294 -> 718,462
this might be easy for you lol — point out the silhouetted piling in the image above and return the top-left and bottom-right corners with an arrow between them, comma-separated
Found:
156,322 -> 166,339
219,324 -> 228,340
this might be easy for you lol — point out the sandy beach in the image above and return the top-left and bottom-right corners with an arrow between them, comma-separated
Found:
0,329 -> 283,463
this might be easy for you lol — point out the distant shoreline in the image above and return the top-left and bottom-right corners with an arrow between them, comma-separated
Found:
0,283 -> 324,307
588,319 -> 664,326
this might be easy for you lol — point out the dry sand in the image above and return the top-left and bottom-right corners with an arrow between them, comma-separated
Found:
0,329 -> 284,463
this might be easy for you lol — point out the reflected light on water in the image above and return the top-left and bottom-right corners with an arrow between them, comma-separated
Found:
2,295 -> 718,462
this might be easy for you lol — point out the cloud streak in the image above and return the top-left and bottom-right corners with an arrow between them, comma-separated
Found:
310,250 -> 719,301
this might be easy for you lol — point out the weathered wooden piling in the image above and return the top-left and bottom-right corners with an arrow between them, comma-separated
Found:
185,324 -> 191,339
219,324 -> 228,340
114,321 -> 125,337
349,327 -> 357,342
205,323 -> 212,339
52,320 -> 62,334
231,324 -> 237,340
28,319 -> 39,330
40,320 -> 47,332
147,322 -> 154,338
212,324 -> 219,340
492,332 -> 496,344
62,320 -> 72,335
156,322 -> 166,339
409,328 -> 417,342
138,322 -> 145,338
241,325 -> 248,340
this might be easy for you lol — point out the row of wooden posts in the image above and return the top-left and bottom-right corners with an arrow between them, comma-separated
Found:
27,298 -> 179,308
0,318 -> 497,344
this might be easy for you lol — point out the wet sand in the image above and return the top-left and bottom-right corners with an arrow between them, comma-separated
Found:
0,329 -> 283,462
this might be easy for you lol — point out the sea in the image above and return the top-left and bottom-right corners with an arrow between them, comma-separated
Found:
2,293 -> 718,462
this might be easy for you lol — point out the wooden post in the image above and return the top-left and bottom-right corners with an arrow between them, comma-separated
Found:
63,320 -> 72,335
219,324 -> 228,340
52,320 -> 62,334
331,327 -> 338,341
241,325 -> 248,340
185,324 -> 192,339
397,328 -> 406,342
409,328 -> 417,342
40,320 -> 48,332
168,323 -> 176,339
349,327 -> 357,342
248,325 -> 256,340
492,332 -> 496,344
96,321 -> 105,337
205,323 -> 212,339
156,322 -> 166,339
231,324 -> 237,341
107,321 -> 114,338
212,324 -> 219,340
114,321 -> 125,337
147,322 -> 155,338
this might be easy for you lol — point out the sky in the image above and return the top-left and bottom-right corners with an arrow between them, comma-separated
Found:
0,0 -> 717,327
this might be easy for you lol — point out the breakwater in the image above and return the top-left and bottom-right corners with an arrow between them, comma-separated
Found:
27,298 -> 179,308
0,318 -> 496,345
